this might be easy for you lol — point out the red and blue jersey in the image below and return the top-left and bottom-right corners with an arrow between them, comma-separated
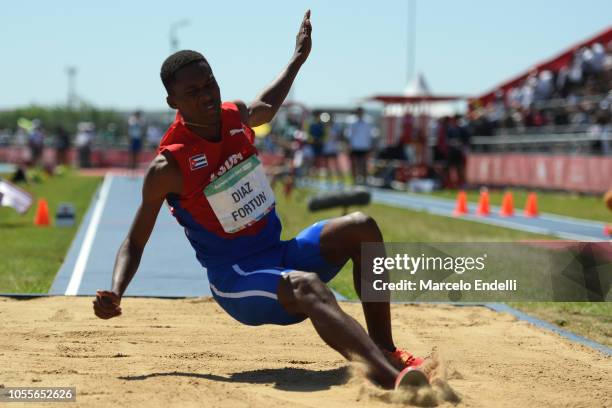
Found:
157,102 -> 282,268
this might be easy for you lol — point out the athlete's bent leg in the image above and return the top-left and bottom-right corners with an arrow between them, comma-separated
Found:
277,271 -> 398,389
318,212 -> 395,352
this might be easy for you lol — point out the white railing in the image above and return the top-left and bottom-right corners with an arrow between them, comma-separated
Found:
471,133 -> 611,146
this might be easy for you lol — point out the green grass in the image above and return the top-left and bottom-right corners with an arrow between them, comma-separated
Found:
0,169 -> 101,293
423,188 -> 611,222
509,302 -> 612,347
276,187 -> 611,346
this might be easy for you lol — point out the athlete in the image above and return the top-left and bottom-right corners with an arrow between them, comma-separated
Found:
93,10 -> 427,389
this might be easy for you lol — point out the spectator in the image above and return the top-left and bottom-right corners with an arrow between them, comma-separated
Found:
519,77 -> 535,109
75,122 -> 94,168
0,129 -> 10,146
603,41 -> 612,71
588,110 -> 611,154
291,129 -> 314,181
54,126 -> 71,166
568,49 -> 584,88
556,65 -> 570,98
487,91 -> 506,128
27,119 -> 44,166
425,116 -> 440,164
524,106 -> 545,127
308,113 -> 325,175
414,115 -> 429,165
434,117 -> 449,164
346,107 -> 374,185
399,113 -> 414,163
446,115 -> 469,188
321,114 -> 342,183
128,111 -> 145,169
534,70 -> 554,101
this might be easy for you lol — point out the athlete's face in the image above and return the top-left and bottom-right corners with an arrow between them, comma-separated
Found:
166,60 -> 222,126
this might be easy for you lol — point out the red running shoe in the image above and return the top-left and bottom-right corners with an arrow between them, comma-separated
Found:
384,348 -> 430,389
383,347 -> 424,370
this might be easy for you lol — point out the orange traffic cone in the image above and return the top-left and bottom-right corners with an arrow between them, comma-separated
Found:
476,189 -> 490,216
34,198 -> 50,226
524,192 -> 539,217
453,191 -> 468,216
499,192 -> 514,217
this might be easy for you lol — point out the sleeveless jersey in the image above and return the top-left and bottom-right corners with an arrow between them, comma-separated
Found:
157,102 -> 282,269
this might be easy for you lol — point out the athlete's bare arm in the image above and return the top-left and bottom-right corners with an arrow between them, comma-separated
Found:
93,152 -> 182,319
235,10 -> 312,126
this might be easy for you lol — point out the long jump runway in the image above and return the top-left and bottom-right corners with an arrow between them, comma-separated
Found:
50,174 -> 210,297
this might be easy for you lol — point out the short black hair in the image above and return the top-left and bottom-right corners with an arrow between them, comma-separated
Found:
160,50 -> 206,93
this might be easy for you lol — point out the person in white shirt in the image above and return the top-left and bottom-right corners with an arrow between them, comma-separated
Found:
568,49 -> 584,86
75,122 -> 94,168
346,107 -> 373,185
534,70 -> 553,101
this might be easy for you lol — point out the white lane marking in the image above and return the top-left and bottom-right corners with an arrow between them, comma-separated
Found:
65,175 -> 114,295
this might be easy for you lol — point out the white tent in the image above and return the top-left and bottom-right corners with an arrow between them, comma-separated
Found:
400,73 -> 465,117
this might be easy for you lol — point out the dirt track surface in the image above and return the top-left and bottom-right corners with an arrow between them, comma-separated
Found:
0,297 -> 610,407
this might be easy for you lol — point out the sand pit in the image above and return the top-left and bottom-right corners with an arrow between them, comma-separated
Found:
0,296 -> 610,407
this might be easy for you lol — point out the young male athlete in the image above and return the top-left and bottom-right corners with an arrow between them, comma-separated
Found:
93,10 -> 427,389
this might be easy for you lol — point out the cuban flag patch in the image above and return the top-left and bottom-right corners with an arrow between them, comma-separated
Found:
189,154 -> 208,171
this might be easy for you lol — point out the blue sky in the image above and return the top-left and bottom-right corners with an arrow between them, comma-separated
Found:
1,0 -> 611,110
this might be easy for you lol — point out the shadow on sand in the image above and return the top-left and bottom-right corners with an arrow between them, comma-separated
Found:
118,366 -> 350,392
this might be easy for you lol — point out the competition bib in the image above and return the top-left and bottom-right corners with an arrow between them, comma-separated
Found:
204,155 -> 275,233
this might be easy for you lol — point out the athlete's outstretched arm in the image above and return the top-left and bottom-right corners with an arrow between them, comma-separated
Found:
93,153 -> 181,319
241,10 -> 312,127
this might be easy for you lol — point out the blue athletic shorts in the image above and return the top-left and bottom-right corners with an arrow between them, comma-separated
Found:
207,220 -> 346,326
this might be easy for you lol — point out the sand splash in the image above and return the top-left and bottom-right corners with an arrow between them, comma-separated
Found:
349,350 -> 461,407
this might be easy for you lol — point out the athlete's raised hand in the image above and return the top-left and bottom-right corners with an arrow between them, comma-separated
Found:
246,9 -> 313,126
294,9 -> 312,65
